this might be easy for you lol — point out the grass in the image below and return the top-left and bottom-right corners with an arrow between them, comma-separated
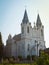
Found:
0,64 -> 31,65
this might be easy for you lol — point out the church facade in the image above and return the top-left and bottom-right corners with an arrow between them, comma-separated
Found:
5,10 -> 45,58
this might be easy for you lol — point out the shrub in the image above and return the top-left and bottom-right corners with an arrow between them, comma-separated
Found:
18,56 -> 22,61
27,55 -> 31,60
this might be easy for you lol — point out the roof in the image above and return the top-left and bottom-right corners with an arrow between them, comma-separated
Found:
22,9 -> 29,24
36,14 -> 42,27
13,34 -> 21,41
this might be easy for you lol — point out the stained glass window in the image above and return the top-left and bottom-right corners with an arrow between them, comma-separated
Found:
27,27 -> 29,33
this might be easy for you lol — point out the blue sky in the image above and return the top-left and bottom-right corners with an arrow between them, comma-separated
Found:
0,0 -> 49,48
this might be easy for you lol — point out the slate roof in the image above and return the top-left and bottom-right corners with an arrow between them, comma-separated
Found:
36,14 -> 42,27
22,9 -> 29,24
13,34 -> 21,41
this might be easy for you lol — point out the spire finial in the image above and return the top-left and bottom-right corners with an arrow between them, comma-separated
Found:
25,5 -> 27,9
37,9 -> 39,15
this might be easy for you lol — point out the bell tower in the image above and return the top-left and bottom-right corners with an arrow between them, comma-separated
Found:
21,9 -> 32,38
36,14 -> 44,38
22,9 -> 29,24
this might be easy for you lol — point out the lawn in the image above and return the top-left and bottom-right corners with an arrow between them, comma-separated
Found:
0,64 -> 31,65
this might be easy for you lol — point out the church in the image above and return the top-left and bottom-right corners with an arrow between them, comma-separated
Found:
5,10 -> 45,58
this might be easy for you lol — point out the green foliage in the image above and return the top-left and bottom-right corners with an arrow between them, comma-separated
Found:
36,51 -> 49,65
0,52 -> 49,65
33,62 -> 37,65
0,64 -> 30,65
0,32 -> 4,60
27,55 -> 31,60
31,55 -> 37,61
18,55 -> 22,60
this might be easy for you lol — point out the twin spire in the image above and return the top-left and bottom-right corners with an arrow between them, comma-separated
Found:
22,9 -> 29,24
22,9 -> 42,27
36,14 -> 42,27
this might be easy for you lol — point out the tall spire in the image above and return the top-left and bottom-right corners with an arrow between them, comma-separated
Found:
22,9 -> 29,24
36,14 -> 42,27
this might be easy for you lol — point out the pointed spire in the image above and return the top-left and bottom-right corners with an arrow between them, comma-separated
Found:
8,34 -> 12,40
22,9 -> 29,24
36,14 -> 42,27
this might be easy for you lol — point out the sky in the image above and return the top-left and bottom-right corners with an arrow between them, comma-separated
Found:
0,0 -> 49,48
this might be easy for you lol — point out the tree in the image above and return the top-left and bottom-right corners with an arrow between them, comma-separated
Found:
0,32 -> 4,60
18,55 -> 22,61
27,55 -> 31,60
36,51 -> 49,65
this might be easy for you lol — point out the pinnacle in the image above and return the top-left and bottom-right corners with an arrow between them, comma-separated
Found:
22,9 -> 29,23
36,14 -> 42,27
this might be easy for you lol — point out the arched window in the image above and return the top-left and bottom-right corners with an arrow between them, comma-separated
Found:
27,26 -> 29,33
22,27 -> 24,34
35,40 -> 38,43
41,29 -> 43,36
